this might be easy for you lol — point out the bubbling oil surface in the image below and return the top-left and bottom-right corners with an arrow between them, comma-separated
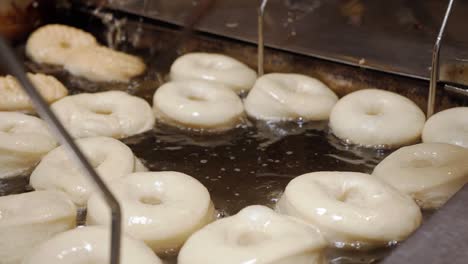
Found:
0,30 -> 405,264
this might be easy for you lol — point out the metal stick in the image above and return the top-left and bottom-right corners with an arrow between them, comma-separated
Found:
0,36 -> 122,264
258,0 -> 268,76
427,0 -> 455,117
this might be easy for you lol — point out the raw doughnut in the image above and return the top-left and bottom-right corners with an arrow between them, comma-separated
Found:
0,73 -> 68,112
30,137 -> 143,206
329,89 -> 425,148
0,112 -> 56,179
22,226 -> 162,264
64,45 -> 146,82
51,91 -> 154,139
170,52 -> 257,93
422,107 -> 468,148
178,205 -> 326,264
87,171 -> 215,254
244,73 -> 338,121
26,24 -> 97,66
153,80 -> 244,132
373,143 -> 468,209
0,190 -> 76,264
277,171 -> 422,249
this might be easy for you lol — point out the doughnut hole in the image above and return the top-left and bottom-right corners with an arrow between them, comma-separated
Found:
87,104 -> 114,116
59,41 -> 71,49
364,104 -> 384,116
0,124 -> 15,133
401,151 -> 443,169
236,231 -> 270,246
139,195 -> 162,206
312,179 -> 366,206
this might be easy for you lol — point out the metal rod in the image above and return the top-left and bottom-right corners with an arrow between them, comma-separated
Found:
257,0 -> 268,76
427,0 -> 455,117
444,83 -> 468,97
0,36 -> 122,264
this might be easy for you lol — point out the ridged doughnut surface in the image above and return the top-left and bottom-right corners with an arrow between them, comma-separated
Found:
373,143 -> 468,209
277,171 -> 422,249
87,171 -> 215,254
0,191 -> 76,264
179,205 -> 326,264
170,52 -> 257,93
244,73 -> 338,121
64,45 -> 146,82
26,24 -> 97,66
153,80 -> 244,132
422,107 -> 468,148
0,112 -> 56,178
22,226 -> 162,264
30,137 -> 142,206
329,89 -> 425,148
51,91 -> 154,139
0,73 -> 68,112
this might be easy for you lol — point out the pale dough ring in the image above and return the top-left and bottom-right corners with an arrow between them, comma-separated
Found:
373,143 -> 468,209
244,73 -> 338,121
153,80 -> 245,132
329,89 -> 426,148
30,136 -> 143,207
51,91 -> 155,139
87,171 -> 215,254
64,45 -> 146,83
170,52 -> 257,93
0,73 -> 68,112
0,191 -> 76,264
422,107 -> 468,148
22,226 -> 163,264
26,24 -> 97,66
0,112 -> 57,179
277,171 -> 422,249
178,205 -> 327,264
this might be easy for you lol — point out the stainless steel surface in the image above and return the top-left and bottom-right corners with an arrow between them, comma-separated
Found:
0,36 -> 122,264
427,0 -> 455,117
382,184 -> 468,264
83,0 -> 468,87
257,0 -> 268,76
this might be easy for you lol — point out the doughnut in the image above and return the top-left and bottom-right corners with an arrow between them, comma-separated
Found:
0,73 -> 68,112
22,226 -> 162,264
87,171 -> 215,254
329,89 -> 425,148
0,112 -> 57,179
0,190 -> 76,264
153,80 -> 244,132
26,24 -> 97,66
244,73 -> 338,121
178,205 -> 326,264
373,143 -> 468,209
170,52 -> 257,93
30,137 -> 143,207
422,107 -> 468,148
64,45 -> 146,82
51,91 -> 155,139
277,171 -> 422,249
